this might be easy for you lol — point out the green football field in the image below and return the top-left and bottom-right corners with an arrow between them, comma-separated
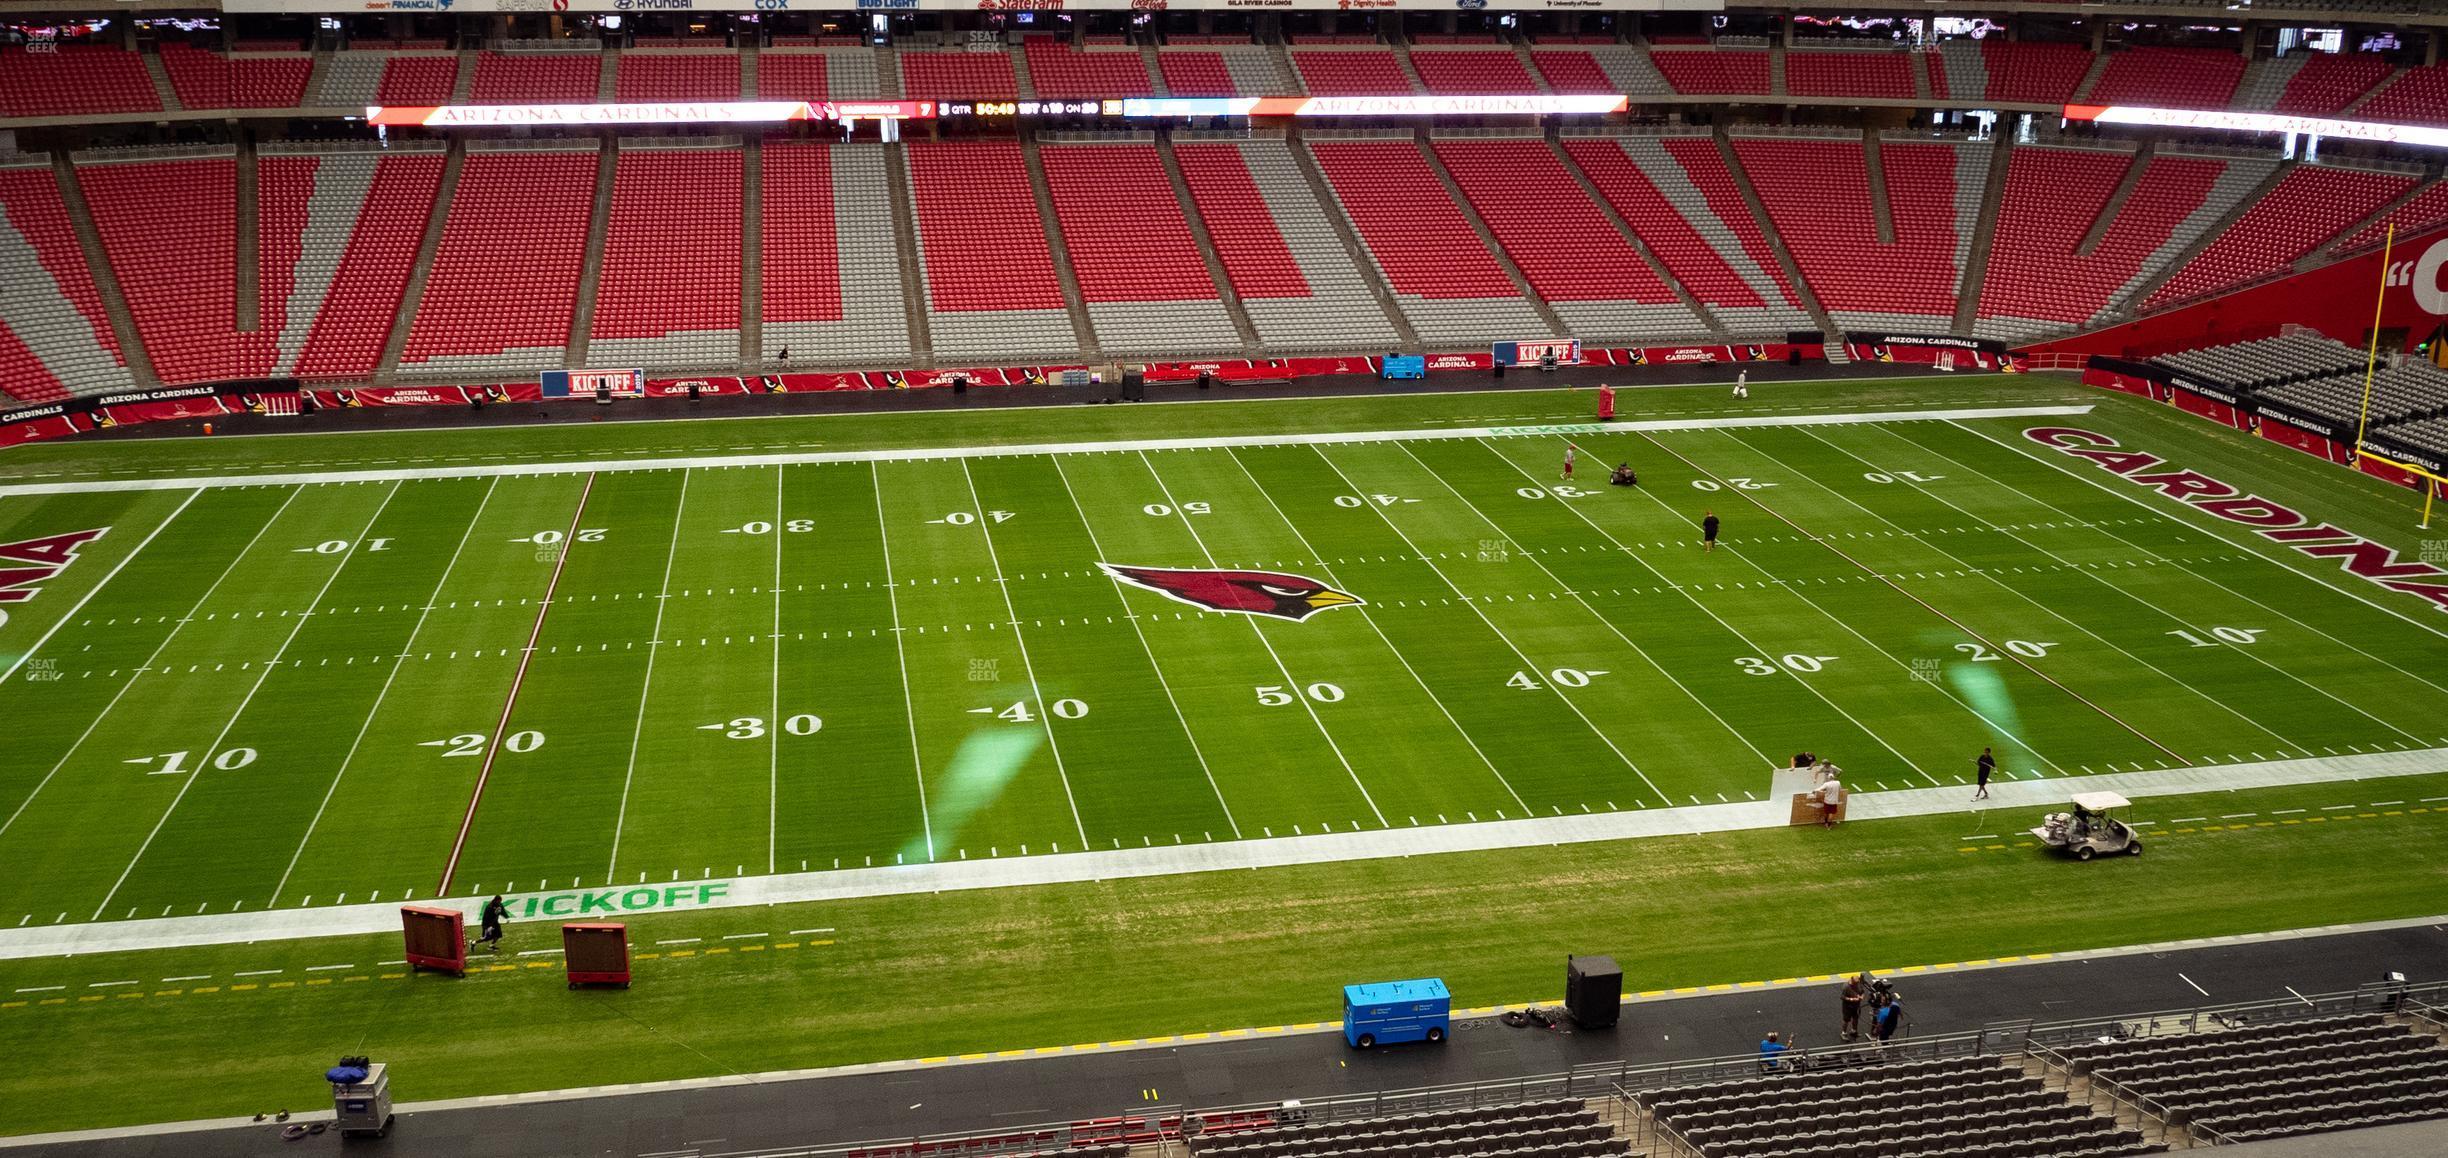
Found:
2,375 -> 2447,932
4,373 -> 2448,1136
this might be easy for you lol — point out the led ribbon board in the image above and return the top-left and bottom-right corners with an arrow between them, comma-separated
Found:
1121,95 -> 1629,118
365,101 -> 938,127
2064,104 -> 2448,150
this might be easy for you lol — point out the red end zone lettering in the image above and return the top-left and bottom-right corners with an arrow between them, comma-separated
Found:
2028,426 -> 2447,612
0,527 -> 108,605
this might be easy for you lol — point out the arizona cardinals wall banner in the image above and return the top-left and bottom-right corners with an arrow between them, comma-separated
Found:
1100,564 -> 1363,622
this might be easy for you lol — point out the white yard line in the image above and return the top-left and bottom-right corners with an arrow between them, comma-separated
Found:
92,481 -> 406,920
1048,456 -> 1241,839
869,463 -> 935,862
0,486 -> 305,841
768,467 -> 784,875
607,469 -> 692,886
1642,430 -> 2178,768
10,743 -> 2443,961
1909,422 -> 2448,701
1848,422 -> 2431,745
1461,439 -> 1793,774
1217,446 -> 1528,817
1134,450 -> 1390,827
1302,444 -> 1671,808
957,458 -> 1092,852
271,476 -> 502,906
437,473 -> 596,895
0,405 -> 2097,498
1789,425 -> 2357,751
1943,418 -> 2448,645
0,487 -> 201,687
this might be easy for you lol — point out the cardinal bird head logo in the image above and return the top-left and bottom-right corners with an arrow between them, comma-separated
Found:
1100,564 -> 1363,622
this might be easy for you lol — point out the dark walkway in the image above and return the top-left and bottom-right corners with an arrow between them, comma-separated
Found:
80,362 -> 1939,443
24,920 -> 2444,1157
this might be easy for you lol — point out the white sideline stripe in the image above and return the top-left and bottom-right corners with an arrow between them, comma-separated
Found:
0,405 -> 2095,498
12,910 -> 2448,1152
0,742 -> 2437,962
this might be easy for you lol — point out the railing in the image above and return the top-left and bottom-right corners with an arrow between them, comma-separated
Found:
758,980 -> 2448,1158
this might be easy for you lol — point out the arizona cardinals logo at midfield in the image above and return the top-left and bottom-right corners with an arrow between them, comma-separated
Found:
1099,564 -> 1363,622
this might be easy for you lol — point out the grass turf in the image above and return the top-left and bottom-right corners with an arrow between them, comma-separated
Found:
1,374 -> 2446,1134
1,769 -> 2444,1137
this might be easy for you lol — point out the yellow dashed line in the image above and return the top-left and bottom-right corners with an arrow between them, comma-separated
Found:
774,942 -> 798,950
666,951 -> 693,959
268,981 -> 295,989
154,989 -> 182,998
305,978 -> 331,986
704,947 -> 729,955
739,944 -> 764,952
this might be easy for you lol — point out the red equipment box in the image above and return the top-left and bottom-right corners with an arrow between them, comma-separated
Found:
563,922 -> 631,988
401,906 -> 467,976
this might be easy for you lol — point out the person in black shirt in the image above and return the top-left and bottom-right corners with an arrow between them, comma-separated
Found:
477,895 -> 509,953
1701,510 -> 1721,553
1973,746 -> 1995,800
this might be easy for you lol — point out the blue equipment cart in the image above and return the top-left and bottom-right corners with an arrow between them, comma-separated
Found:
1381,354 -> 1427,380
1343,978 -> 1451,1048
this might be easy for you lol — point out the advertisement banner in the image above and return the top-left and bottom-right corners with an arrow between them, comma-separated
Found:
3,342 -> 1822,450
232,0 -> 1714,13
1492,340 -> 1582,367
540,368 -> 646,399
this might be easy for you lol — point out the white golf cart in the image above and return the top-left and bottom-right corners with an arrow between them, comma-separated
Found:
2031,791 -> 2144,861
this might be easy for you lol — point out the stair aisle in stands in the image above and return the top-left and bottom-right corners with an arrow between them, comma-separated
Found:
1177,135 -> 1404,353
1574,134 -> 1810,336
2143,163 -> 2420,309
565,138 -> 619,367
762,141 -> 911,368
375,138 -> 461,382
586,141 -> 743,371
393,142 -> 595,379
900,138 -> 1074,363
1950,132 -> 2013,335
1017,134 -> 1098,360
1155,133 -> 1263,353
0,160 -> 138,399
1303,135 -> 1546,348
1039,139 -> 1236,358
2109,157 -> 2291,315
1434,135 -> 1702,343
1707,131 -> 1839,340
281,144 -> 445,381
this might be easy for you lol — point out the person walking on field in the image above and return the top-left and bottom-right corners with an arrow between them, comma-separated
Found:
1733,370 -> 1749,399
1562,444 -> 1576,481
476,894 -> 509,953
1973,746 -> 1996,800
1701,510 -> 1721,553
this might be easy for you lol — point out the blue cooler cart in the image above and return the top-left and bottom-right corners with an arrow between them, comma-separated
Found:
1343,978 -> 1451,1049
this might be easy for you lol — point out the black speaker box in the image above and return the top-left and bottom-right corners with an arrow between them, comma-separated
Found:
1566,955 -> 1622,1029
952,375 -> 969,396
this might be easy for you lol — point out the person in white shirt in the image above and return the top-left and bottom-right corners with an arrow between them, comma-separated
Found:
1733,371 -> 1750,399
1814,774 -> 1844,827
